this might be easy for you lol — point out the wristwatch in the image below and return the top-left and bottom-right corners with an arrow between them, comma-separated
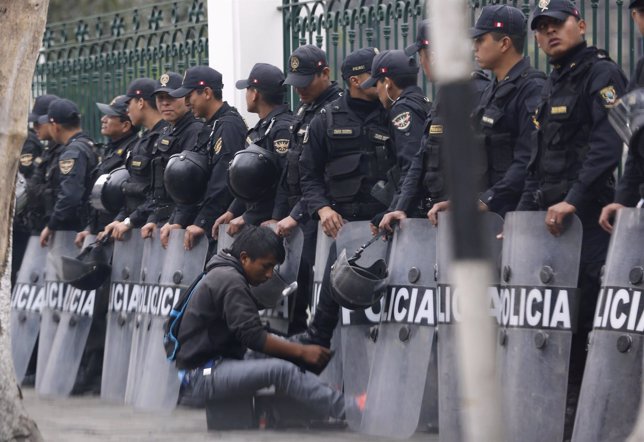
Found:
123,217 -> 132,228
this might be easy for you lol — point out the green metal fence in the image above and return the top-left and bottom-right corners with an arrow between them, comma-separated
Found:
281,0 -> 640,101
32,0 -> 208,141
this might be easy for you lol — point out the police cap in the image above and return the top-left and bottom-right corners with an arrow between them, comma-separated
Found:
630,0 -> 644,8
96,95 -> 130,119
153,71 -> 184,95
29,94 -> 59,123
235,63 -> 285,92
531,0 -> 581,30
170,66 -> 224,98
341,47 -> 378,81
44,98 -> 80,125
404,19 -> 431,56
360,49 -> 419,89
283,45 -> 328,88
124,78 -> 156,102
471,5 -> 527,38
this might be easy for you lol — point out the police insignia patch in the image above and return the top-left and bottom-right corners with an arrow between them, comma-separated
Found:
599,86 -> 618,106
160,73 -> 170,87
59,159 -> 75,175
20,154 -> 33,167
274,139 -> 290,154
214,137 -> 223,154
290,56 -> 300,72
538,0 -> 549,12
392,112 -> 411,131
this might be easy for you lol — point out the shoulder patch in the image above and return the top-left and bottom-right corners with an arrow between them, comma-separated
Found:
214,137 -> 223,155
392,112 -> 411,131
59,159 -> 75,175
599,86 -> 618,106
273,138 -> 290,154
20,154 -> 33,167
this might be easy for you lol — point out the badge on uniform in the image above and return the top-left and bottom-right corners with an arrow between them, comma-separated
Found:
214,137 -> 223,155
160,73 -> 170,87
290,56 -> 300,72
429,125 -> 443,135
59,159 -> 75,175
273,139 -> 290,154
392,112 -> 411,131
20,154 -> 33,167
600,86 -> 618,107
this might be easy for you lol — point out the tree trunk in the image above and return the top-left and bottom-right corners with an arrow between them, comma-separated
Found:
0,1 -> 49,441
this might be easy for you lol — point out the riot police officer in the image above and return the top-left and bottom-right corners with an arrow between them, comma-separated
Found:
299,47 -> 393,347
166,66 -> 247,250
39,98 -> 98,247
142,72 -> 203,242
75,95 -> 139,247
212,63 -> 295,238
516,1 -> 627,434
101,78 -> 168,241
599,0 -> 644,231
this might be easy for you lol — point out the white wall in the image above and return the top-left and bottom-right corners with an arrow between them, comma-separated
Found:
208,0 -> 284,127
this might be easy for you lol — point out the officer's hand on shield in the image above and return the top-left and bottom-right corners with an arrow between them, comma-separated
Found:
227,216 -> 246,236
39,226 -> 53,247
184,225 -> 205,250
428,200 -> 450,226
545,201 -> 576,237
318,206 -> 345,239
275,216 -> 298,237
380,210 -> 407,233
98,221 -> 118,241
112,221 -> 132,241
212,211 -> 234,240
599,202 -> 625,234
140,222 -> 156,239
74,230 -> 90,248
160,223 -> 182,248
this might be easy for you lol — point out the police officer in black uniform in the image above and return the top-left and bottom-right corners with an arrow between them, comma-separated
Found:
75,95 -> 139,247
299,47 -> 393,347
516,1 -> 627,434
599,0 -> 644,231
39,98 -> 98,247
101,78 -> 168,241
141,72 -> 203,242
211,63 -> 295,238
166,66 -> 247,250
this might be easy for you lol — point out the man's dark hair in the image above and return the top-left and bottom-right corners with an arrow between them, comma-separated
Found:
381,74 -> 418,90
490,31 -> 526,54
229,225 -> 286,263
60,114 -> 81,130
254,87 -> 285,106
143,96 -> 158,111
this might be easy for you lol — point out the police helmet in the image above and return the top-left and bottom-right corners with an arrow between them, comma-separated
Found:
330,249 -> 389,310
90,167 -> 129,214
227,144 -> 281,203
59,239 -> 112,290
164,150 -> 209,205
608,89 -> 644,152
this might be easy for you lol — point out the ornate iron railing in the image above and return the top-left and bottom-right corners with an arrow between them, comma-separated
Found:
33,0 -> 208,140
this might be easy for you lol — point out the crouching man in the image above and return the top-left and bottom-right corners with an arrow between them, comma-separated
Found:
174,226 -> 357,419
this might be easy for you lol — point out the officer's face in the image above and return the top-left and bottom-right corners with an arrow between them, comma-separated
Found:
376,78 -> 393,110
474,33 -> 504,70
101,115 -> 129,138
48,123 -> 63,145
350,73 -> 378,101
632,8 -> 644,37
185,89 -> 208,119
534,16 -> 586,60
245,88 -> 259,113
127,98 -> 145,126
240,252 -> 278,286
295,68 -> 331,104
34,122 -> 52,141
155,92 -> 189,125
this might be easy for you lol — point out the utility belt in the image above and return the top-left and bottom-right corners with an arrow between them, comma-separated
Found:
331,201 -> 386,222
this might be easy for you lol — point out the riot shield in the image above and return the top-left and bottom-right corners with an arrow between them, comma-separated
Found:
38,232 -> 105,397
334,221 -> 390,431
101,229 -> 144,402
436,212 -> 504,442
573,208 -> 644,442
360,219 -> 437,439
313,225 -> 342,389
497,211 -> 582,442
134,228 -> 207,411
11,236 -> 47,383
124,230 -> 166,405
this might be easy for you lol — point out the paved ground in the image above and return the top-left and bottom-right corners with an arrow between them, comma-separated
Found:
22,388 -> 437,442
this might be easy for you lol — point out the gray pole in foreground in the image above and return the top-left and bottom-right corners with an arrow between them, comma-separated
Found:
427,1 -> 504,441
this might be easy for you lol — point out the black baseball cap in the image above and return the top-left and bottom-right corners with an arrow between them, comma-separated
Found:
341,47 -> 379,80
404,20 -> 431,56
531,0 -> 581,30
96,95 -> 130,119
125,78 -> 156,102
471,5 -> 527,38
630,0 -> 644,8
29,94 -> 59,123
284,45 -> 328,88
153,71 -> 183,95
44,98 -> 80,125
170,66 -> 224,98
360,49 -> 419,89
235,63 -> 285,92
